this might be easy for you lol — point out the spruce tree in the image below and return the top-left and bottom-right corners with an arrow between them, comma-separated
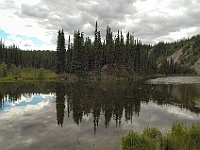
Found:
115,30 -> 120,65
66,35 -> 73,73
96,31 -> 102,77
56,29 -> 66,74
73,30 -> 85,76
105,26 -> 114,65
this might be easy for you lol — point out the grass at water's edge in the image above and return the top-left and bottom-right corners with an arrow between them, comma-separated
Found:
0,72 -> 144,83
78,123 -> 200,150
0,69 -> 199,83
122,123 -> 200,150
0,68 -> 59,82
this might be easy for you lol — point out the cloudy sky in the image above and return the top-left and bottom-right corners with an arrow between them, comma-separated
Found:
0,0 -> 200,50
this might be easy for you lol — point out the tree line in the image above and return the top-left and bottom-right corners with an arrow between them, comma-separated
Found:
0,21 -> 196,79
0,40 -> 56,70
0,39 -> 57,78
56,21 -> 195,77
56,22 -> 158,77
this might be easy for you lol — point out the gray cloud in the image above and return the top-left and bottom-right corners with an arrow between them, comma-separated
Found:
127,0 -> 200,43
23,43 -> 32,47
19,4 -> 49,18
15,0 -> 200,45
1,0 -> 19,10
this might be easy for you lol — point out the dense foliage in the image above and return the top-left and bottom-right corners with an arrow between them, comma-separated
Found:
0,22 -> 198,79
62,21 -> 158,77
0,39 -> 56,70
57,21 -> 196,77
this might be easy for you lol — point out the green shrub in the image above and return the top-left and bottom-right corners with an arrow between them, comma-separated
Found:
0,62 -> 7,77
163,123 -> 200,150
19,67 -> 58,81
143,127 -> 163,149
122,128 -> 162,150
0,65 -> 59,81
122,123 -> 200,150
0,76 -> 14,81
165,123 -> 191,150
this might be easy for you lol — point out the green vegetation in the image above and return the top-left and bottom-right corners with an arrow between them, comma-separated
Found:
193,97 -> 200,103
192,97 -> 200,108
154,35 -> 200,75
122,123 -> 200,150
56,29 -> 66,74
0,62 -> 58,81
163,123 -> 200,150
1,22 -> 200,82
122,127 -> 162,150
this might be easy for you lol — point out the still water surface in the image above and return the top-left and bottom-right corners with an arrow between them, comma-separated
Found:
0,77 -> 200,150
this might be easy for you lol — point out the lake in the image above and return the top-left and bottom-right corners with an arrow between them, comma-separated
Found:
0,76 -> 200,150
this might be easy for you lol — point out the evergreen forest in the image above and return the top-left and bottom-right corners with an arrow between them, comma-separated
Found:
0,21 -> 198,80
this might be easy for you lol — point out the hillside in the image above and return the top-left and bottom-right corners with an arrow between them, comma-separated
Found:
153,34 -> 200,74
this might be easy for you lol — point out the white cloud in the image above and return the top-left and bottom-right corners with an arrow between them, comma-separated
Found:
0,0 -> 55,49
0,100 -> 51,120
0,0 -> 200,49
168,27 -> 197,40
134,0 -> 158,14
5,93 -> 55,108
6,34 -> 34,48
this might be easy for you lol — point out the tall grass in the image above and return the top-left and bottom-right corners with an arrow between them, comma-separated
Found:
122,123 -> 200,150
122,127 -> 162,150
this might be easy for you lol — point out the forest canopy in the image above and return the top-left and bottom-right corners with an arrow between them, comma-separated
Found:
0,21 -> 196,80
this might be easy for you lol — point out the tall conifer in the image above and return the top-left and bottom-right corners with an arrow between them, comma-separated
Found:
56,29 -> 66,74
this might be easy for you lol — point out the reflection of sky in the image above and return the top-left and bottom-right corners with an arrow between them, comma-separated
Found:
0,83 -> 200,150
120,101 -> 200,133
0,98 -> 200,150
1,93 -> 55,112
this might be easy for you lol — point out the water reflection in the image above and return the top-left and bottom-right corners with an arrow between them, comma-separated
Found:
55,83 -> 66,127
64,81 -> 199,133
0,80 -> 200,135
63,82 -> 144,133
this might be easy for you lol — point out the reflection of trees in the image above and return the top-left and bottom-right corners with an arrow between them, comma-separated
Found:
65,82 -> 143,133
103,98 -> 113,128
55,83 -> 66,127
65,81 -> 200,133
2,82 -> 22,104
72,98 -> 83,125
1,81 -> 200,132
0,82 -> 57,110
70,85 -> 85,125
0,93 -> 3,110
150,84 -> 200,113
93,101 -> 101,134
